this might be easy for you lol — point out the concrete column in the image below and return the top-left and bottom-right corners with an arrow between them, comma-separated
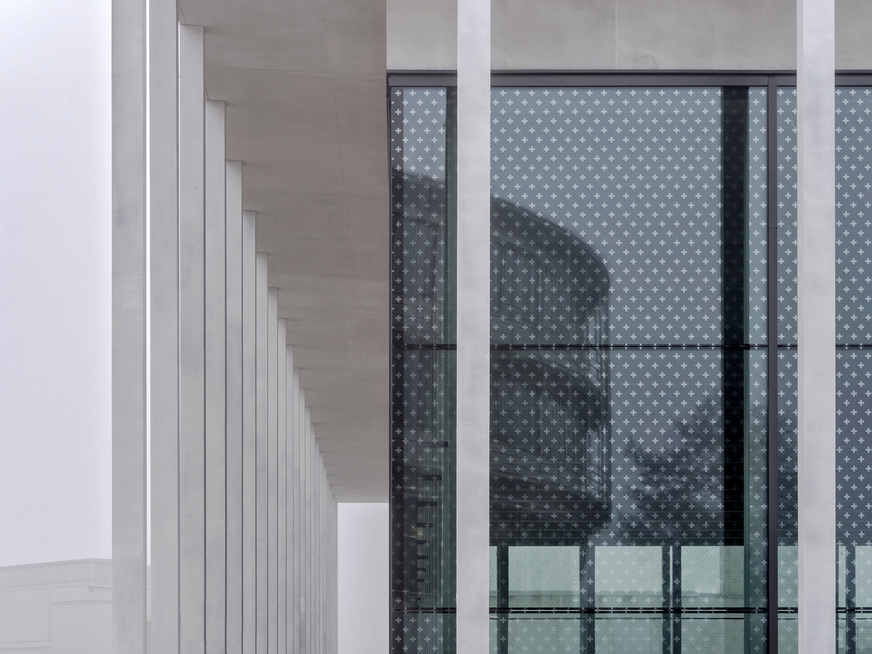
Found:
456,0 -> 491,651
179,23 -> 206,654
256,253 -> 269,653
205,98 -> 227,654
148,1 -> 179,653
316,451 -> 323,654
320,464 -> 326,654
291,369 -> 302,654
329,493 -> 336,654
225,161 -> 244,654
797,0 -> 836,652
305,404 -> 312,654
111,0 -> 147,650
267,288 -> 279,652
278,322 -> 288,654
241,210 -> 257,654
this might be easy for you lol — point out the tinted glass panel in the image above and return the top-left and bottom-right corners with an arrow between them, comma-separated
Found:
489,86 -> 768,654
390,87 -> 457,654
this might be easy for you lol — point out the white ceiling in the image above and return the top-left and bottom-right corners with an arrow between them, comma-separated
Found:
180,0 -> 388,501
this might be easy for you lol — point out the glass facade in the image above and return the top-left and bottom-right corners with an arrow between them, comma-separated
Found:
390,79 -> 872,653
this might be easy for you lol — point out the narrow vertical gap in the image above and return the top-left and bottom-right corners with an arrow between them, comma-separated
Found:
846,545 -> 856,654
496,544 -> 508,654
580,543 -> 596,654
672,546 -> 682,654
388,85 -> 406,654
722,86 -> 749,549
662,545 -> 671,654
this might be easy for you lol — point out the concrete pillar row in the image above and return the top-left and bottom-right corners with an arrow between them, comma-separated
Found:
267,287 -> 279,653
255,252 -> 269,653
147,0 -> 179,652
205,98 -> 228,654
178,23 -> 207,654
226,160 -> 244,652
242,209 -> 258,654
278,320 -> 288,654
113,10 -> 340,653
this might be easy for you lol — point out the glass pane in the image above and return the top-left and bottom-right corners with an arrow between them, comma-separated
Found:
777,88 -> 798,345
391,350 -> 456,610
390,85 -> 456,654
836,88 -> 872,345
835,86 -> 872,654
509,546 -> 580,608
595,617 -> 666,653
777,350 -> 798,609
490,86 -> 768,346
397,614 -> 456,654
392,87 -> 455,346
681,615 -> 762,653
488,85 -> 768,653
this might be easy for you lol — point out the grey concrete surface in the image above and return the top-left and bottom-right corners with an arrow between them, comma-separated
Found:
178,23 -> 206,654
267,287 -> 279,653
456,0 -> 492,653
111,0 -> 148,650
390,0 -> 872,70
204,98 -> 227,654
148,1 -> 179,652
255,252 -> 269,653
278,320 -> 288,654
797,0 -> 836,652
241,209 -> 257,654
225,160 -> 244,653
182,0 -> 388,501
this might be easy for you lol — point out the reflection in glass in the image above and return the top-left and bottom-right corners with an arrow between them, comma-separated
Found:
489,87 -> 768,654
390,84 -> 773,653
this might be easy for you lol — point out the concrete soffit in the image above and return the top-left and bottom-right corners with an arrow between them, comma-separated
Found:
179,0 -> 389,501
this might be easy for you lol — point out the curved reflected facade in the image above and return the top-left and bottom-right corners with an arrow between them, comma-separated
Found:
490,197 -> 611,546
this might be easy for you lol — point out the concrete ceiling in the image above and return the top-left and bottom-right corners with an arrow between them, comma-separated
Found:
180,0 -> 388,501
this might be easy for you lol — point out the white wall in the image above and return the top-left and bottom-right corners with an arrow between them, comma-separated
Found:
338,503 -> 388,654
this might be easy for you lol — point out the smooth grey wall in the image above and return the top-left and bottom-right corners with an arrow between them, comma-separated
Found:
338,503 -> 388,654
388,0 -> 872,70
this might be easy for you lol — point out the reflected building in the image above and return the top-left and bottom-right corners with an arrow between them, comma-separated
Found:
396,170 -> 612,561
391,86 -> 772,653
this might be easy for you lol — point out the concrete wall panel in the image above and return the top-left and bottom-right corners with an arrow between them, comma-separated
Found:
389,0 -> 872,70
